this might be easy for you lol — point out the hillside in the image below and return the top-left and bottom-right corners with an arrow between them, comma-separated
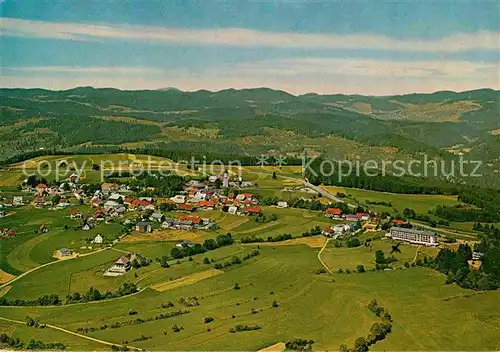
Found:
1,87 -> 498,171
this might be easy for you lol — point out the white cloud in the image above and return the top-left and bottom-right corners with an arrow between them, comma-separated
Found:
1,17 -> 498,53
6,66 -> 165,75
2,58 -> 498,95
230,58 -> 499,80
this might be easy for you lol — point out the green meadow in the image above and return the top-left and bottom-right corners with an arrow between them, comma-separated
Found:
322,185 -> 461,214
0,245 -> 499,351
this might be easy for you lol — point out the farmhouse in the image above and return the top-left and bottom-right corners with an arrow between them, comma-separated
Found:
356,212 -> 370,221
176,240 -> 196,249
39,224 -> 49,233
12,196 -> 24,206
70,209 -> 83,219
387,227 -> 438,246
196,200 -> 215,209
277,201 -> 288,208
325,208 -> 342,218
135,221 -> 152,233
179,214 -> 201,224
36,183 -> 48,195
104,200 -> 120,210
392,219 -> 407,226
161,219 -> 175,228
94,209 -> 105,221
57,248 -> 72,257
344,214 -> 361,222
178,203 -> 195,212
101,183 -> 119,193
82,222 -> 93,231
242,206 -> 261,214
170,195 -> 186,204
91,234 -> 103,244
236,193 -> 253,201
175,220 -> 195,230
108,193 -> 124,201
150,212 -> 165,222
104,255 -> 136,276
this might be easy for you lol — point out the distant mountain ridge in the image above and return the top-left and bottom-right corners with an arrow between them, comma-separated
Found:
0,87 -> 498,177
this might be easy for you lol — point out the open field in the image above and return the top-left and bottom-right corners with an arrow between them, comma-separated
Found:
0,245 -> 498,350
321,238 -> 439,272
0,170 -> 25,186
0,269 -> 16,284
0,206 -> 121,275
151,269 -> 223,292
5,153 -> 199,182
0,319 -> 107,350
122,229 -> 209,244
245,235 -> 326,248
321,185 -> 461,214
227,207 -> 336,239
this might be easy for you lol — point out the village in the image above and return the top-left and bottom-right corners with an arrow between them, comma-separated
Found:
0,168 -> 467,281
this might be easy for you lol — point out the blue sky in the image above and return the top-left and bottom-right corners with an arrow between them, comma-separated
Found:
1,0 -> 499,94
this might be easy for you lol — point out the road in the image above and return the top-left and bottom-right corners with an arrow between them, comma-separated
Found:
301,180 -> 345,203
0,316 -> 141,350
244,169 -> 346,203
317,238 -> 334,274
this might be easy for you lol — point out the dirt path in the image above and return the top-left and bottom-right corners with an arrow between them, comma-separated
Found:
258,342 -> 286,352
0,316 -> 140,350
317,238 -> 334,274
0,248 -> 109,290
412,245 -> 421,264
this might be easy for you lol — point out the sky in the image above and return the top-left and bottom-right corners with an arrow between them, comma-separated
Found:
1,0 -> 499,95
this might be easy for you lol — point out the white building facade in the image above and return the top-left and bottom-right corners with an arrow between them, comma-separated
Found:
387,227 -> 438,246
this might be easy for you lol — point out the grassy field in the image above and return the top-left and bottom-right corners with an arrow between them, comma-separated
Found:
0,245 -> 498,350
5,153 -> 198,183
321,237 -> 439,272
226,207 -> 336,238
0,206 -> 123,275
0,319 -> 106,350
322,185 -> 461,214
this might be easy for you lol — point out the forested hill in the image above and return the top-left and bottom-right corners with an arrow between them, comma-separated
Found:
1,87 -> 499,179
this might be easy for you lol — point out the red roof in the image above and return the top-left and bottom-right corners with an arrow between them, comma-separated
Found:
179,214 -> 201,224
323,227 -> 334,233
94,210 -> 105,218
326,208 -> 342,215
36,184 -> 47,189
243,206 -> 261,213
392,219 -> 406,225
70,208 -> 81,215
196,200 -> 215,207
356,213 -> 369,217
116,256 -> 130,265
178,203 -> 194,211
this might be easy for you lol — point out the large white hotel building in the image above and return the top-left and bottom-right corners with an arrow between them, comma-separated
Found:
387,227 -> 438,246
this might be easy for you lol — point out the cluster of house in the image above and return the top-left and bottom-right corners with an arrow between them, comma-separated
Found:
325,208 -> 371,222
169,179 -> 260,214
0,228 -> 16,239
322,223 -> 356,238
104,253 -> 136,276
